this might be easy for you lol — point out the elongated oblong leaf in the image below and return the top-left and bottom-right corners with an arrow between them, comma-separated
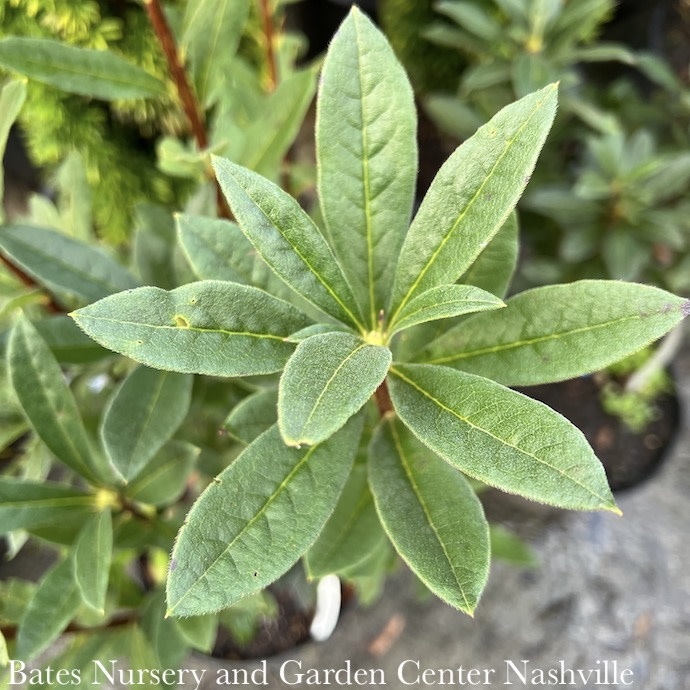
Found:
279,332 -> 390,446
317,8 -> 417,325
305,463 -> 385,579
16,559 -> 82,661
213,157 -> 365,330
420,281 -> 689,385
101,366 -> 193,482
0,478 -> 93,535
71,281 -> 312,377
389,284 -> 504,335
8,317 -> 103,483
0,38 -> 166,99
389,364 -> 619,512
181,0 -> 250,106
224,387 -> 278,445
167,419 -> 362,617
31,315 -> 110,364
0,225 -> 139,309
389,84 -> 558,319
72,510 -> 112,614
369,417 -> 490,614
458,211 -> 518,299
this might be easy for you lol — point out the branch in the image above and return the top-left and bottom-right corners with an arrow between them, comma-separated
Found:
143,0 -> 232,219
0,254 -> 63,313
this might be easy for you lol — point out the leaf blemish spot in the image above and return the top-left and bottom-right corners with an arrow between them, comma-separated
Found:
682,300 -> 690,317
174,315 -> 190,328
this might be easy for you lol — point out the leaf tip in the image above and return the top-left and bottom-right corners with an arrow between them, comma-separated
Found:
609,504 -> 623,517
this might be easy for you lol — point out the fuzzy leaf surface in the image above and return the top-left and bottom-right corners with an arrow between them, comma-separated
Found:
8,317 -> 104,483
279,332 -> 390,446
458,211 -> 518,298
317,8 -> 417,326
389,284 -> 504,335
0,38 -> 165,100
213,157 -> 364,329
224,387 -> 278,445
166,420 -> 362,617
71,281 -> 311,377
16,559 -> 82,661
389,84 -> 558,319
0,478 -> 93,535
101,366 -> 193,482
420,281 -> 689,385
181,0 -> 250,106
0,225 -> 138,309
389,364 -> 618,512
72,510 -> 112,614
125,442 -> 199,508
305,463 -> 385,579
369,417 -> 490,614
176,214 -> 293,302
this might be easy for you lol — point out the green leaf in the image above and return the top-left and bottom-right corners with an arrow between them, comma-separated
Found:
389,84 -> 558,320
0,38 -> 166,100
72,510 -> 112,614
0,79 -> 27,223
101,366 -> 193,482
166,419 -> 363,617
368,416 -> 490,614
278,332 -> 390,446
16,558 -> 82,661
141,589 -> 188,673
71,281 -> 312,377
241,68 -> 317,179
389,284 -> 504,336
0,628 -> 7,667
388,363 -> 619,512
213,157 -> 365,330
435,1 -> 503,41
0,478 -> 93,535
181,0 -> 250,106
177,214 -> 290,299
133,204 -> 177,290
420,281 -> 689,385
0,225 -> 139,309
8,316 -> 105,483
305,463 -> 385,579
31,315 -> 110,364
54,152 -> 92,242
224,387 -> 278,445
174,614 -> 218,654
317,8 -> 417,326
490,525 -> 537,566
458,211 -> 518,298
125,441 -> 200,507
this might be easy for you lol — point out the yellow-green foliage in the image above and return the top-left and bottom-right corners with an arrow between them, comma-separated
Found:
0,0 -> 188,244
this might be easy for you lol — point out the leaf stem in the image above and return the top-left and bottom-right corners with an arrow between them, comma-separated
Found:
259,0 -> 278,92
143,0 -> 232,220
374,379 -> 393,416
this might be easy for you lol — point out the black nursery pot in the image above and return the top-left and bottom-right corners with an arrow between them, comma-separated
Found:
516,373 -> 681,492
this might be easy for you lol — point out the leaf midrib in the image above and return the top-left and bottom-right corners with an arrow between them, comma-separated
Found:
391,88 -> 554,322
388,419 -> 472,611
390,366 -> 613,506
168,442 -> 319,615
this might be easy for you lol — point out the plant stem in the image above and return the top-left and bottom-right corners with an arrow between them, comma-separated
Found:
259,0 -> 278,92
374,380 -> 393,415
0,254 -> 62,313
143,0 -> 232,219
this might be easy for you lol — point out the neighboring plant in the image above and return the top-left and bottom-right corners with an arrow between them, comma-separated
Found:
523,125 -> 690,291
68,9 -> 687,622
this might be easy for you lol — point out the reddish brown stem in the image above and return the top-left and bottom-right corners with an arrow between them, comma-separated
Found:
143,0 -> 232,219
374,380 -> 393,416
0,254 -> 63,313
259,0 -> 278,92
